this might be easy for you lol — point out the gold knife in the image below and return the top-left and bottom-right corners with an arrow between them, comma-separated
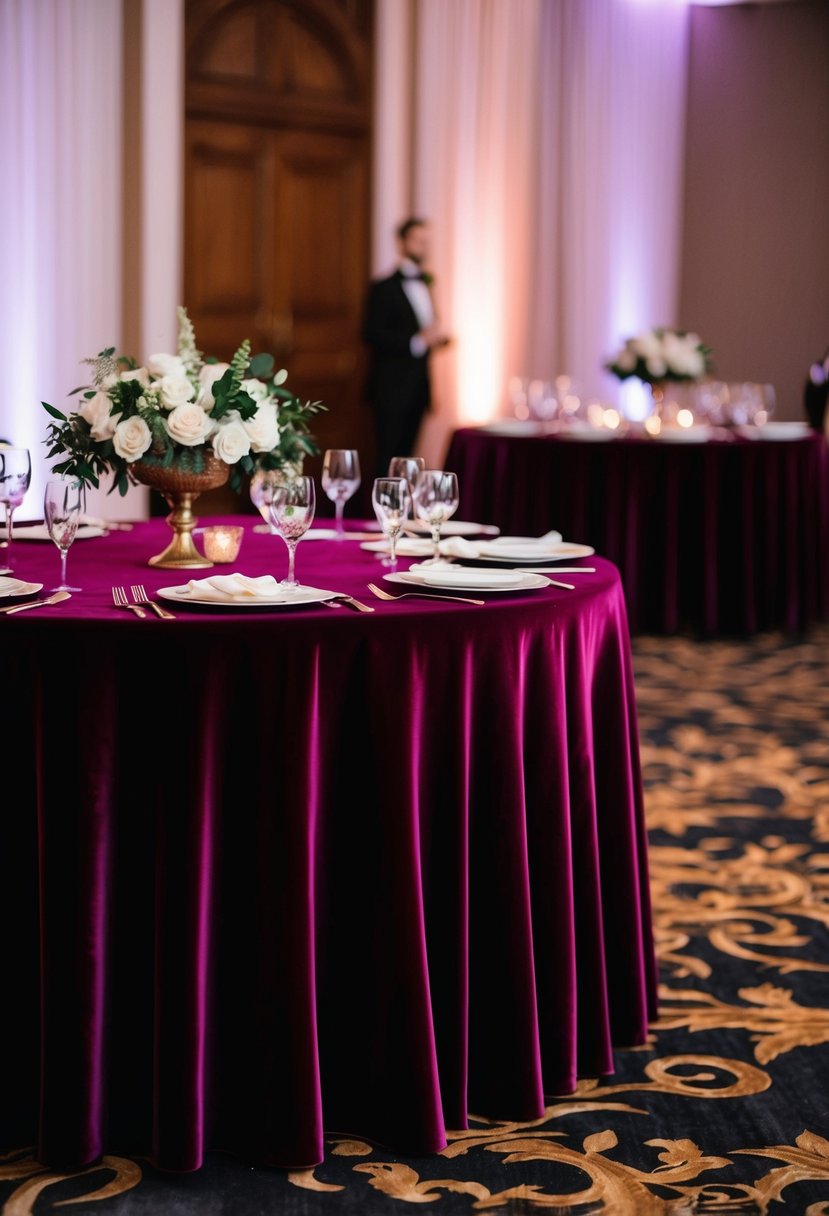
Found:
1,591 -> 72,615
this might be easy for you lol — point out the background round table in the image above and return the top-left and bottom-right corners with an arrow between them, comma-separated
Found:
444,426 -> 829,635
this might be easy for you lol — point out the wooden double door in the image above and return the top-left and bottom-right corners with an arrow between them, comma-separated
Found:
184,0 -> 375,512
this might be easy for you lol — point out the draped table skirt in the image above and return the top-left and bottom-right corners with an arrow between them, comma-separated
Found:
444,426 -> 829,635
2,519 -> 656,1171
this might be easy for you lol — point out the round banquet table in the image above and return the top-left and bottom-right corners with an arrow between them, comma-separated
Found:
444,426 -> 829,636
2,516 -> 656,1173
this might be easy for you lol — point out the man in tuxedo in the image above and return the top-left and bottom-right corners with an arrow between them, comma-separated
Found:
362,217 -> 451,477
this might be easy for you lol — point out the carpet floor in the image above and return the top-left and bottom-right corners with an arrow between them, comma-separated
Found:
4,626 -> 829,1215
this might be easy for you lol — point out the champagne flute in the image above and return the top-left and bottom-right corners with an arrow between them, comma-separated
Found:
321,449 -> 360,539
268,475 -> 315,587
387,456 -> 425,520
412,469 -> 459,563
44,476 -> 83,591
0,447 -> 32,575
372,477 -> 410,569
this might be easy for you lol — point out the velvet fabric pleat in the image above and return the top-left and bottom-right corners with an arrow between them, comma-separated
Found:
2,521 -> 656,1171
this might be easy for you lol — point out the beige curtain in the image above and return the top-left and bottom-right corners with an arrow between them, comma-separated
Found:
0,0 -> 182,520
373,0 -> 691,465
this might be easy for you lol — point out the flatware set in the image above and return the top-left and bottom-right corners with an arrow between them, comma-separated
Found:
0,590 -> 71,614
367,583 -> 485,606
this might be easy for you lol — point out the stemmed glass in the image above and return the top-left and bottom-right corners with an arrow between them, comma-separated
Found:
372,477 -> 410,570
321,449 -> 360,539
387,456 -> 425,520
249,467 -> 282,534
412,469 -> 459,563
44,477 -> 83,591
268,475 -> 315,587
0,447 -> 32,575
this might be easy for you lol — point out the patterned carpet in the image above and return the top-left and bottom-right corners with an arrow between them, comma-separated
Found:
4,627 -> 829,1214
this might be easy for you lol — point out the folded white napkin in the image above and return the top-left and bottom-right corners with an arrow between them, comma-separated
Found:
182,573 -> 284,601
406,563 -> 523,588
437,536 -> 482,558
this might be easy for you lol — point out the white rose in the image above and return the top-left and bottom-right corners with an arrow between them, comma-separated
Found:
242,403 -> 280,452
78,390 -> 118,441
157,374 -> 195,410
112,415 -> 152,462
146,352 -> 186,380
121,367 -> 150,388
645,356 -> 668,378
212,419 -> 251,464
165,402 -> 213,446
632,331 -> 663,360
685,350 -> 706,378
196,362 -> 230,412
241,377 -> 269,403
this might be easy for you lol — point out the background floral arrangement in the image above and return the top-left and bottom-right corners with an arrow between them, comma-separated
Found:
605,326 -> 712,385
43,307 -> 324,495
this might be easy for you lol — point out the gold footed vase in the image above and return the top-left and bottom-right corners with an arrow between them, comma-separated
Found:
132,454 -> 230,569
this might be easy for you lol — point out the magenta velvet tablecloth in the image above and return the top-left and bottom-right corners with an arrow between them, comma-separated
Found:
2,518 -> 656,1172
444,427 -> 829,635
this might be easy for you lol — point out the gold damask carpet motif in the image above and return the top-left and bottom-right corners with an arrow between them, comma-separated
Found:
4,628 -> 829,1214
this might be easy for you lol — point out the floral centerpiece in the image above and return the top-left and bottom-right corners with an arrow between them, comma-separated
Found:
605,326 -> 712,386
42,307 -> 325,568
43,306 -> 323,496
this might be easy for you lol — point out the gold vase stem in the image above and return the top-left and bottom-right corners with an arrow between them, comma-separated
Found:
148,490 -> 213,569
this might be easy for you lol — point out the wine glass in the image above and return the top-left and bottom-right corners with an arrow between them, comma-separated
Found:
387,456 -> 425,520
372,477 -> 410,569
268,475 -> 315,587
321,449 -> 360,539
0,447 -> 32,575
249,467 -> 282,534
44,477 -> 83,591
412,469 -> 459,562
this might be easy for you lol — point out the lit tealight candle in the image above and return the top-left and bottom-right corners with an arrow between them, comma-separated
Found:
676,408 -> 694,429
202,525 -> 244,563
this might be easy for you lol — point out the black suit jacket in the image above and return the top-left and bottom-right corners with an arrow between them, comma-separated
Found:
361,270 -> 431,415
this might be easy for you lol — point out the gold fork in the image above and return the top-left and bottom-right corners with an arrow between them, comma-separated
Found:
367,582 -> 485,606
112,585 -> 147,618
131,584 -> 176,620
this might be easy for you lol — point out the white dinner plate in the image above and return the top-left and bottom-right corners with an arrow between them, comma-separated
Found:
0,576 -> 44,599
158,583 -> 338,609
653,427 -> 713,443
556,425 -> 618,441
475,541 -> 595,564
384,569 -> 550,593
402,520 -> 500,538
478,420 -> 547,437
736,421 -> 810,441
0,523 -> 107,542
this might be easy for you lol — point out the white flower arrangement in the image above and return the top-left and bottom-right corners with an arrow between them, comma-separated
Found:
43,307 -> 324,495
606,326 -> 712,385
